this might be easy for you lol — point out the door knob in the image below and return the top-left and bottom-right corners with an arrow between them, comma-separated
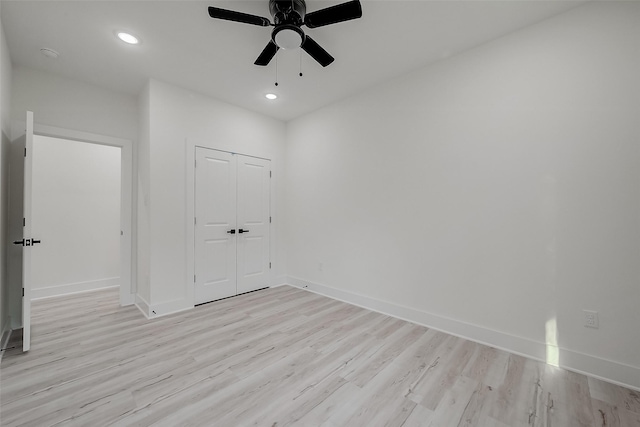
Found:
238,229 -> 249,234
13,239 -> 41,246
226,229 -> 236,234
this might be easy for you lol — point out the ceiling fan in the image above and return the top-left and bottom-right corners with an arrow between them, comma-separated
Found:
208,0 -> 362,67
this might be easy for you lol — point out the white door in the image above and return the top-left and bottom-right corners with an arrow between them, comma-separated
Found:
236,156 -> 271,294
194,148 -> 271,304
194,148 -> 237,304
15,112 -> 35,352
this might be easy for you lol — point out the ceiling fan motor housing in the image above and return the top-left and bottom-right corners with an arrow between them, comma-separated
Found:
269,0 -> 306,25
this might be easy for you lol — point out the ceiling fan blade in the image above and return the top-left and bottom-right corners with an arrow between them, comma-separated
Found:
255,41 -> 280,66
304,0 -> 362,29
208,6 -> 271,27
301,36 -> 334,67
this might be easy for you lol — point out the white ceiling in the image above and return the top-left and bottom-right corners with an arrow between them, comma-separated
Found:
1,0 -> 583,121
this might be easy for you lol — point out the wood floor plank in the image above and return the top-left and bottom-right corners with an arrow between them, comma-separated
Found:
426,375 -> 481,426
541,365 -> 594,427
343,322 -> 428,387
589,376 -> 640,415
592,398 -> 624,427
2,286 -> 639,427
461,343 -> 509,389
216,334 -> 384,426
401,402 -> 435,427
285,378 -> 359,426
327,330 -> 452,426
487,353 -> 546,426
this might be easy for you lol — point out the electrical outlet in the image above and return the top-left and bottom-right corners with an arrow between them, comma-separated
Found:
583,310 -> 599,329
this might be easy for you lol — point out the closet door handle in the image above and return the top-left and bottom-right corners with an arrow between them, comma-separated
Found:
238,229 -> 249,234
227,229 -> 236,234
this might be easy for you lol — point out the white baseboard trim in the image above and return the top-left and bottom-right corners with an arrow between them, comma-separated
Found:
138,283 -> 289,320
32,277 -> 120,300
286,276 -> 640,391
148,297 -> 193,319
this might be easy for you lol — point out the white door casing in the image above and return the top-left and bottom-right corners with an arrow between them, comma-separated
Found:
193,147 -> 271,304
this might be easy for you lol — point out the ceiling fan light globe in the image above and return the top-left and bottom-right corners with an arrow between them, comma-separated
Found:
274,27 -> 303,50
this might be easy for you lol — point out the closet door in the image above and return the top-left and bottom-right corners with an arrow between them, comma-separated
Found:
194,148 -> 237,304
236,155 -> 271,294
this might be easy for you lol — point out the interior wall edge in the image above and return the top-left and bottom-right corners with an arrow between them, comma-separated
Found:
285,276 -> 640,392
273,275 -> 288,287
135,294 -> 150,319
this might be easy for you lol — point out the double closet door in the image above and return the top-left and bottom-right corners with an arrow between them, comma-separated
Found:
194,148 -> 271,305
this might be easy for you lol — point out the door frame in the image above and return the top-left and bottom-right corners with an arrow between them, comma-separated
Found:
185,141 -> 274,308
19,122 -> 135,306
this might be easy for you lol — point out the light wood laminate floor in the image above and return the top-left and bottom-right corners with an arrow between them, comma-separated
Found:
1,286 -> 639,426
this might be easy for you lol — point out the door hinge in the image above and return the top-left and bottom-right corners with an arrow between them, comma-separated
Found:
23,218 -> 25,227
270,171 -> 272,178
194,275 -> 196,283
22,288 -> 24,297
24,148 -> 26,157
270,216 -> 272,223
195,159 -> 197,168
269,262 -> 272,269
194,217 -> 197,225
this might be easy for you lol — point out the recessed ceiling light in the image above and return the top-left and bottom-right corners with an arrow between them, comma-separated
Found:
40,48 -> 59,59
265,93 -> 278,100
117,32 -> 139,45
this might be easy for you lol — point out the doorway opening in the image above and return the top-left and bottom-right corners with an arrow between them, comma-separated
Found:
31,122 -> 134,307
31,135 -> 121,300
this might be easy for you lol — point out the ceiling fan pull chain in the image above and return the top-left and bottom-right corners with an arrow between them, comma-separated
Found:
275,51 -> 279,86
299,50 -> 303,77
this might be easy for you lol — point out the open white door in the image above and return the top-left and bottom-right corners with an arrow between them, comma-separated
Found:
17,112 -> 34,352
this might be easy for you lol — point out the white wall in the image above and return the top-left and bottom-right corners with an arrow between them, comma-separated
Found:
142,79 -> 286,315
31,135 -> 120,298
11,67 -> 137,142
286,1 -> 640,389
0,4 -> 13,339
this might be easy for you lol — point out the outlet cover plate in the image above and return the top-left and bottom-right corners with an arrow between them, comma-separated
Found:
583,310 -> 599,329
